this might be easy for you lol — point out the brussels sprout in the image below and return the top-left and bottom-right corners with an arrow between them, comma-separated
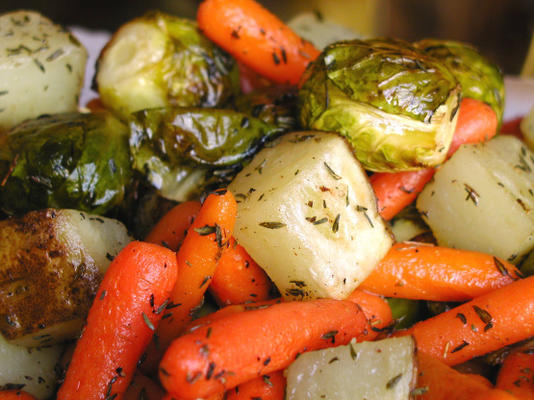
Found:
386,297 -> 423,330
129,107 -> 282,201
234,85 -> 299,132
299,38 -> 461,172
0,112 -> 131,216
415,39 -> 505,123
95,11 -> 239,120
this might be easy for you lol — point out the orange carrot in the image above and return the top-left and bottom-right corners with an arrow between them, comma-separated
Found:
57,241 -> 179,400
346,289 -> 393,332
209,238 -> 272,305
416,353 -> 517,400
227,370 -> 285,400
447,98 -> 499,157
145,201 -> 201,251
0,391 -> 37,400
162,393 -> 224,400
159,299 -> 371,399
397,275 -> 534,366
496,342 -> 534,399
197,0 -> 320,85
185,298 -> 282,334
157,190 -> 237,348
370,168 -> 435,221
360,242 -> 522,301
372,98 -> 498,220
123,372 -> 165,400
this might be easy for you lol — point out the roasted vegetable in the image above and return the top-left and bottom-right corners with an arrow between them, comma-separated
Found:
415,39 -> 505,123
286,336 -> 417,400
129,107 -> 282,201
95,11 -> 239,120
0,209 -> 131,346
386,297 -> 424,330
417,135 -> 534,264
298,38 -> 461,172
229,131 -> 393,300
0,334 -> 63,399
0,11 -> 87,132
233,85 -> 299,132
0,112 -> 131,216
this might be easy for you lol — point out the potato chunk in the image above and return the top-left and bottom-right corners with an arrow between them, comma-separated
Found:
228,131 -> 393,300
0,209 -> 131,346
417,135 -> 534,263
0,11 -> 87,131
286,336 -> 417,400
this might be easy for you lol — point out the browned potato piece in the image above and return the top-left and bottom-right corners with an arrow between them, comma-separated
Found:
0,209 -> 131,346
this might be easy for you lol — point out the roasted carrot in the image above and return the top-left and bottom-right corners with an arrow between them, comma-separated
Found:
346,289 -> 393,332
496,341 -> 534,399
159,299 -> 371,399
185,298 -> 283,334
416,353 -> 517,400
360,242 -> 522,301
227,370 -> 285,400
372,98 -> 498,220
57,241 -> 179,400
447,98 -> 499,157
145,201 -> 201,251
197,0 -> 320,85
162,393 -> 225,400
123,372 -> 165,400
396,275 -> 534,366
157,190 -> 237,348
0,391 -> 37,400
209,238 -> 272,305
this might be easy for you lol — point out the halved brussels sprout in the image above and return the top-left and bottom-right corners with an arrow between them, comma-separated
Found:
415,39 -> 504,123
95,11 -> 239,120
129,107 -> 282,201
299,38 -> 461,172
234,85 -> 299,132
0,112 -> 131,216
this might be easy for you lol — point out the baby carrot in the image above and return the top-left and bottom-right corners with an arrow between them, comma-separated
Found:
397,275 -> 534,366
57,241 -> 179,400
162,393 -> 224,400
447,98 -> 499,157
145,201 -> 201,251
0,391 -> 37,400
197,0 -> 320,85
346,289 -> 393,333
227,370 -> 285,400
157,189 -> 237,348
372,98 -> 498,220
360,242 -> 522,301
416,353 -> 517,400
209,238 -> 272,305
159,299 -> 371,399
496,341 -> 534,399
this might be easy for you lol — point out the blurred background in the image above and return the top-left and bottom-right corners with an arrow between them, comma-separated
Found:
1,0 -> 533,75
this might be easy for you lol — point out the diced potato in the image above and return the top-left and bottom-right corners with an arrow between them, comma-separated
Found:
417,135 -> 534,263
0,11 -> 87,131
286,336 -> 417,400
389,206 -> 432,243
0,209 -> 131,346
0,334 -> 63,399
228,131 -> 393,300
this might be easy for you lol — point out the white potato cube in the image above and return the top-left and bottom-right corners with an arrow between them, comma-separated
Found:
286,336 -> 417,400
417,135 -> 534,263
0,11 -> 87,131
229,131 -> 393,300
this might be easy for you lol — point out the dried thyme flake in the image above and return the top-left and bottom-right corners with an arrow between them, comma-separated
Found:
142,312 -> 155,331
259,221 -> 286,229
324,161 -> 342,180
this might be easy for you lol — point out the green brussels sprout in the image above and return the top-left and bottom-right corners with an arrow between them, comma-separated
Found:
415,39 -> 505,124
0,112 -> 132,216
129,107 -> 282,201
95,11 -> 239,120
234,85 -> 299,132
386,297 -> 424,330
299,38 -> 461,172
